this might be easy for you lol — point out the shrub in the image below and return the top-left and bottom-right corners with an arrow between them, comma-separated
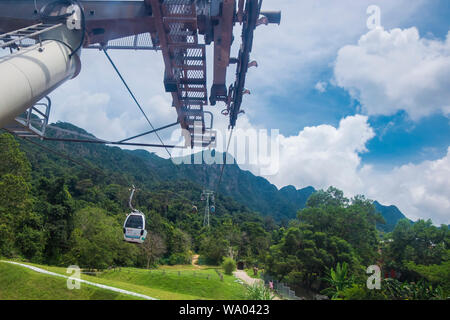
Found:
168,252 -> 191,265
222,258 -> 236,275
339,284 -> 386,300
321,262 -> 354,299
245,283 -> 274,300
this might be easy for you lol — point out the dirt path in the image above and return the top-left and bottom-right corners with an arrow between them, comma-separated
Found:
233,270 -> 263,286
1,261 -> 156,300
191,254 -> 201,268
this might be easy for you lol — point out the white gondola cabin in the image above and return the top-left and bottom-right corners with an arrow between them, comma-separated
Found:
123,185 -> 147,244
123,210 -> 147,244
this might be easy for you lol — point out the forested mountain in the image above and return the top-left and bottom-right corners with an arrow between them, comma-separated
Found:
11,122 -> 408,230
1,124 -> 272,268
26,122 -> 408,230
1,123 -> 448,300
172,154 -> 317,222
374,201 -> 411,233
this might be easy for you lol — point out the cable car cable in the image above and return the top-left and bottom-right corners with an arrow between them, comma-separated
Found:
101,50 -> 190,185
19,136 -> 105,176
46,123 -> 107,142
215,127 -> 234,194
102,49 -> 173,159
40,136 -> 184,148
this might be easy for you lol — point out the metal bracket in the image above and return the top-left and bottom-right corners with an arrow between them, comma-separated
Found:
3,96 -> 51,138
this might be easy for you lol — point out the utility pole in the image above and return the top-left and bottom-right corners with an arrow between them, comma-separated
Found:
201,190 -> 215,228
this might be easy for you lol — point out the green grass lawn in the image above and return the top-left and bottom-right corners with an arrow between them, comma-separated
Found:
98,266 -> 247,300
0,262 -> 141,300
11,261 -> 247,300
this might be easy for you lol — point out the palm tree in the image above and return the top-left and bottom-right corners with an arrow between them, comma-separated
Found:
321,262 -> 354,299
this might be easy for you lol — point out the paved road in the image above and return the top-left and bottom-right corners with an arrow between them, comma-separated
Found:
233,270 -> 281,300
233,270 -> 263,286
1,260 -> 157,300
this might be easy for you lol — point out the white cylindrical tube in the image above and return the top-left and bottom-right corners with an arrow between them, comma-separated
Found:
0,40 -> 81,127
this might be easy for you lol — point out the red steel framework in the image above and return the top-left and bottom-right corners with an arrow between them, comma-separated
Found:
148,0 -> 210,147
0,0 -> 280,148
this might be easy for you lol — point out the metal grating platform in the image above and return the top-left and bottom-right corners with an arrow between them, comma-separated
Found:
86,32 -> 160,51
151,0 -> 212,148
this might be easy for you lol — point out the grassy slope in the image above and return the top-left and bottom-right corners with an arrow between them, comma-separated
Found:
22,262 -> 247,300
0,262 -> 140,300
99,266 -> 247,300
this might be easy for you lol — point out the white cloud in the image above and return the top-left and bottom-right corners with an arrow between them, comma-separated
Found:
48,49 -> 179,158
268,115 -> 375,196
315,81 -> 327,93
255,114 -> 449,225
241,0 -> 426,93
217,0 -> 429,131
334,27 -> 450,120
361,148 -> 450,225
51,89 -> 161,142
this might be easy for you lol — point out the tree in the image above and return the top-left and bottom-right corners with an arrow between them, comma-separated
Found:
199,235 -> 229,265
383,220 -> 449,271
405,260 -> 450,296
142,232 -> 166,269
63,207 -> 137,270
299,188 -> 381,265
321,262 -> 354,299
35,177 -> 76,262
306,186 -> 348,208
0,133 -> 31,179
0,133 -> 44,260
265,187 -> 382,292
266,224 -> 357,289
222,257 -> 237,275
169,228 -> 191,254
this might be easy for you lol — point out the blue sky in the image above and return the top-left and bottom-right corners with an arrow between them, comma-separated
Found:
223,1 -> 449,226
247,0 -> 450,169
5,0 -> 446,224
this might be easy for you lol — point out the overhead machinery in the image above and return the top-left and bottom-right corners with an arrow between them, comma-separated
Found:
0,0 -> 281,148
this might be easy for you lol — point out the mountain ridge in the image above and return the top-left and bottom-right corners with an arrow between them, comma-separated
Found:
39,122 -> 410,231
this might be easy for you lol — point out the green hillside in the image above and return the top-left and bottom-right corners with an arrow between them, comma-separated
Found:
0,128 -> 277,272
96,266 -> 247,300
374,201 -> 412,232
0,261 -> 140,300
1,124 -> 447,301
33,122 -> 409,226
1,261 -> 246,300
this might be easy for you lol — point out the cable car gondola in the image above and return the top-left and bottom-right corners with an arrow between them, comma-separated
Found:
123,210 -> 147,244
123,185 -> 147,244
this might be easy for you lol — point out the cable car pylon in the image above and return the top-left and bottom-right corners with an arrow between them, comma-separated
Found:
201,190 -> 215,228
